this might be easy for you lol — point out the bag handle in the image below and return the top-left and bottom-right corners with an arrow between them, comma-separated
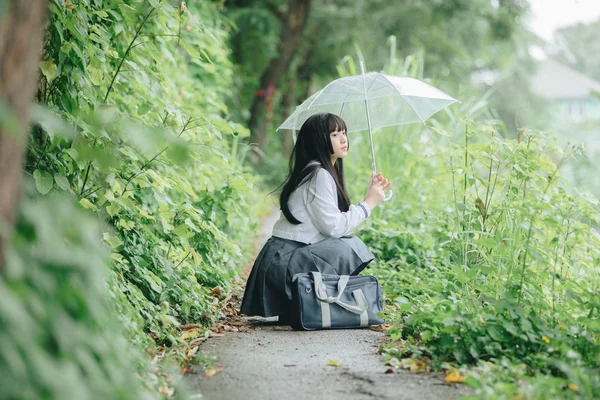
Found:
311,271 -> 368,315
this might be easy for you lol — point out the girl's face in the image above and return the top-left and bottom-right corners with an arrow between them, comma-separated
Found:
329,129 -> 348,164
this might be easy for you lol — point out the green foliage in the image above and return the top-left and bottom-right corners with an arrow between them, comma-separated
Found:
4,0 -> 260,396
358,123 -> 600,397
0,182 -> 147,400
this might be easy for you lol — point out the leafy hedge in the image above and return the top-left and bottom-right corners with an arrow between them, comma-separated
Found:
2,0 -> 259,397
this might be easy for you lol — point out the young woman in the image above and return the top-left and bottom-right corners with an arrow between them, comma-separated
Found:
240,112 -> 391,322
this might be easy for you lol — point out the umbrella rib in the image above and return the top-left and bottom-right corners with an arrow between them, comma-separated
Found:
306,80 -> 338,109
337,81 -> 364,93
379,74 -> 426,123
337,79 -> 363,115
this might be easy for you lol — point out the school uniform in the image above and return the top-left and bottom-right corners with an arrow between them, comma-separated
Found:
241,163 -> 374,319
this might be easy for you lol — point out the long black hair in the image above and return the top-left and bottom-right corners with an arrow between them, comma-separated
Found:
279,113 -> 351,224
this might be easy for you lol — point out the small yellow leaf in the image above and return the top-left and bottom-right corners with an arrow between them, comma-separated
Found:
328,359 -> 342,367
409,359 -> 427,372
204,368 -> 221,377
444,369 -> 466,383
180,328 -> 199,340
542,335 -> 550,344
568,383 -> 579,391
479,316 -> 485,324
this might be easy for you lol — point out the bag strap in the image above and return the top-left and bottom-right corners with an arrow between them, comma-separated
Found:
311,272 -> 369,315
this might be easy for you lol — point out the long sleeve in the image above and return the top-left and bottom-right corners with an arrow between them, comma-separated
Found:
305,169 -> 370,238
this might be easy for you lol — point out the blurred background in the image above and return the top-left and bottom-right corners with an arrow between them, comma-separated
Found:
225,0 -> 600,197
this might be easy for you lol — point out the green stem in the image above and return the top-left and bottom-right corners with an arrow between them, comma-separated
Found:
517,159 -> 567,304
80,137 -> 98,195
119,116 -> 192,196
462,125 -> 469,272
104,7 -> 156,103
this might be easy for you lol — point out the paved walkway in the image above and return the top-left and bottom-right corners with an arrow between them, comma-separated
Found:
183,208 -> 468,400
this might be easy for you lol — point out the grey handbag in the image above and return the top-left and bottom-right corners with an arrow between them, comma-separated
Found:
290,271 -> 384,330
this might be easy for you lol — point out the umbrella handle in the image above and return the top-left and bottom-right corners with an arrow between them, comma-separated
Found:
384,189 -> 393,202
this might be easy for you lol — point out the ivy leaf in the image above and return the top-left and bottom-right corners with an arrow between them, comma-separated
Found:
88,67 -> 104,86
33,170 -> 54,195
79,198 -> 98,211
39,60 -> 57,81
54,174 -> 71,191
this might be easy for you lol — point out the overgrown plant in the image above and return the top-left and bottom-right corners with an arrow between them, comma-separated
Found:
340,47 -> 600,398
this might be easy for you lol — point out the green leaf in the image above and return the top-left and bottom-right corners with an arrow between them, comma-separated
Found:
33,170 -> 54,195
141,270 -> 163,293
106,203 -> 119,217
54,174 -> 71,191
39,60 -> 57,80
103,233 -> 123,249
88,66 -> 104,86
421,330 -> 433,341
92,10 -> 108,18
79,198 -> 98,211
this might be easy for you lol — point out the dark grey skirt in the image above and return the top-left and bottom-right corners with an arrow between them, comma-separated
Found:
240,236 -> 374,318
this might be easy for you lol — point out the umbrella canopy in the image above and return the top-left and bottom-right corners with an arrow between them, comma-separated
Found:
277,72 -> 458,133
277,65 -> 459,201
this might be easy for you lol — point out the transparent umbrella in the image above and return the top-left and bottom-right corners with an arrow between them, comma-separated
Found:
277,63 -> 458,199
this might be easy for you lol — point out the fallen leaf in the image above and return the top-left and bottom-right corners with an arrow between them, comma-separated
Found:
444,369 -> 467,383
369,324 -> 392,332
209,333 -> 225,338
187,346 -> 198,358
385,368 -> 394,374
159,386 -> 175,397
284,364 -> 296,367
181,323 -> 201,330
180,328 -> 199,340
384,358 -> 401,368
328,359 -> 342,367
409,359 -> 427,372
211,286 -> 222,297
189,337 -> 206,347
204,368 -> 222,377
399,358 -> 427,372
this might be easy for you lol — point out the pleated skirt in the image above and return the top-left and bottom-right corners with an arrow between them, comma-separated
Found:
240,235 -> 374,318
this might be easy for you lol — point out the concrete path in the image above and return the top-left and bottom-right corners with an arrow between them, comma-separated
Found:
183,209 -> 469,400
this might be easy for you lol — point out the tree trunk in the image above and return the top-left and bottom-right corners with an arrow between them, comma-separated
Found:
248,0 -> 311,152
0,0 -> 47,268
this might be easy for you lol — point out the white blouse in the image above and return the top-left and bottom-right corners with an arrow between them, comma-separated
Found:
272,167 -> 371,244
